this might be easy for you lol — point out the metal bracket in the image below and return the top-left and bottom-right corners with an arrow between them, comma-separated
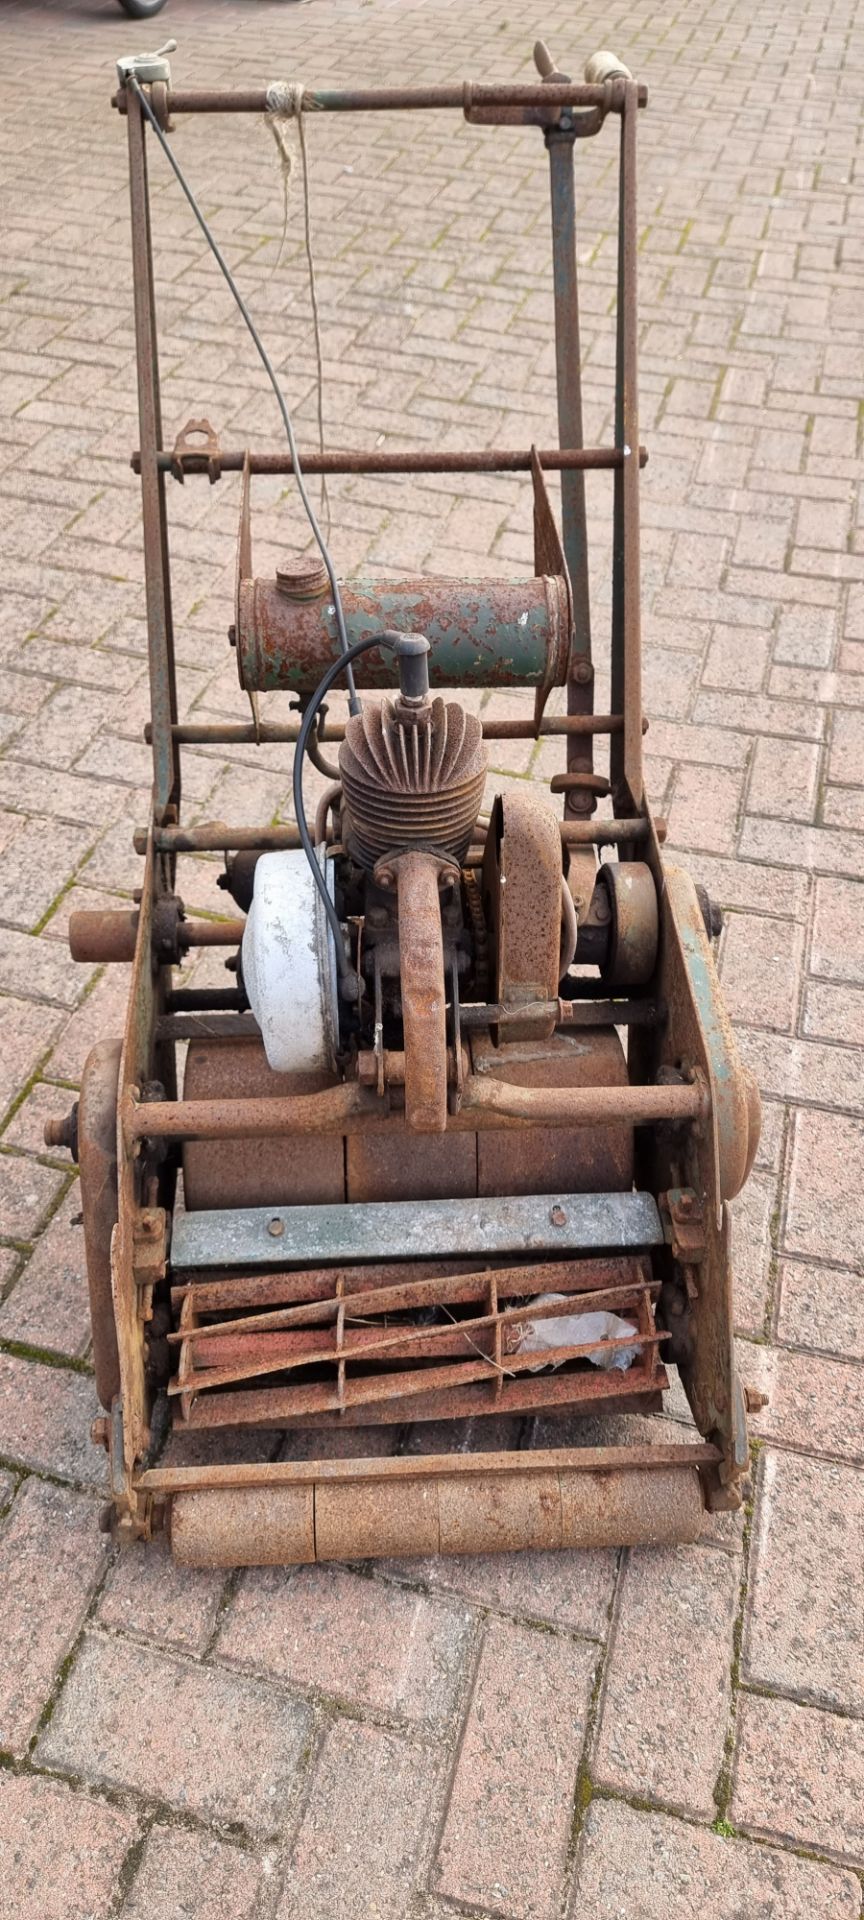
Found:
660,1187 -> 706,1266
530,447 -> 572,732
171,417 -> 222,484
132,1207 -> 169,1327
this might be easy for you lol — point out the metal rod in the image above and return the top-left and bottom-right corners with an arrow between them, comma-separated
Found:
610,81 -> 644,814
125,1074 -> 704,1143
115,81 -> 647,119
546,110 -> 594,816
154,998 -> 661,1044
137,444 -> 648,478
165,987 -> 245,1012
135,816 -> 661,856
562,815 -> 661,844
460,997 -> 661,1030
156,1012 -> 256,1040
137,1440 -> 715,1497
150,712 -> 634,748
126,87 -> 179,822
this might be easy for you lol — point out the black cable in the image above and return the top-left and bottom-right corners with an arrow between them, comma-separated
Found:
292,632 -> 411,985
127,75 -> 359,713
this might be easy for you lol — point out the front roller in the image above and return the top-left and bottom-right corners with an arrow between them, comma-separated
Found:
167,1451 -> 707,1567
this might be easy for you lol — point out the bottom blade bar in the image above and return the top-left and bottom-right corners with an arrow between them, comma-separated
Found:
171,1190 -> 663,1271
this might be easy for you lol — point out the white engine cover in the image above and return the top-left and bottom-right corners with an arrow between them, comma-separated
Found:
242,849 -> 339,1074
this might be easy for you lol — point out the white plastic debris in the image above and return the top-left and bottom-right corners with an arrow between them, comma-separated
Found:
508,1293 -> 640,1373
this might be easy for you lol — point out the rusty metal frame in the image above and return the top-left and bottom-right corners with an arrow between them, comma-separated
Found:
122,58 -> 646,831
66,50 -> 763,1558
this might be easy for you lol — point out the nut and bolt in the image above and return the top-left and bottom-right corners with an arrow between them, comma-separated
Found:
743,1385 -> 769,1413
267,1216 -> 285,1239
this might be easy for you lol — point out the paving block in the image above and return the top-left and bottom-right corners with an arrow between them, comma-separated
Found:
810,877 -> 864,983
740,1338 -> 864,1462
383,1546 -> 616,1640
278,1720 -> 436,1920
776,1257 -> 864,1361
0,1181 -> 89,1357
744,1449 -> 863,1713
0,1772 -> 137,1920
97,1535 -> 227,1657
592,1543 -> 740,1817
785,1108 -> 864,1267
0,1352 -> 105,1487
0,1476 -> 106,1753
217,1563 -> 471,1726
732,1692 -> 864,1864
570,1798 -> 859,1918
435,1618 -> 596,1920
37,1631 -> 312,1838
0,1153 -> 65,1243
720,913 -> 802,1033
121,1824 -> 263,1920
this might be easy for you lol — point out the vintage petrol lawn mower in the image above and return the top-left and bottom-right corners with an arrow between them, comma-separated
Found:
45,43 -> 762,1566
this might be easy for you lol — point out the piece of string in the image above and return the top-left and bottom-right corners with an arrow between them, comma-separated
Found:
265,81 -> 331,539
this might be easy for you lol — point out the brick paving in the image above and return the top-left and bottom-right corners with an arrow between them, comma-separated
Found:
0,0 -> 863,1914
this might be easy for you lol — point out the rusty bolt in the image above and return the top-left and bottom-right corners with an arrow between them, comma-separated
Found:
678,1193 -> 693,1217
267,1216 -> 285,1238
91,1417 -> 110,1452
743,1385 -> 769,1413
573,659 -> 593,685
43,1104 -> 79,1159
550,1204 -> 568,1228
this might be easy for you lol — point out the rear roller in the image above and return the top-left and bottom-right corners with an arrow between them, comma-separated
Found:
170,1459 -> 705,1568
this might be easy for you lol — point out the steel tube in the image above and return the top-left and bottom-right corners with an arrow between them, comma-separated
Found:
610,82 -> 644,813
125,1075 -> 704,1142
546,121 -> 594,816
114,81 -> 647,118
138,444 -> 648,477
149,712 -> 635,747
68,908 -> 244,964
126,87 -> 179,821
136,815 -> 661,856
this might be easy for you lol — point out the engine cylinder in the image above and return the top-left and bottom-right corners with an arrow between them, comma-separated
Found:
339,694 -> 486,869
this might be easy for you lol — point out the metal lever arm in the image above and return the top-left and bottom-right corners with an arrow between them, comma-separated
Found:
389,852 -> 451,1134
